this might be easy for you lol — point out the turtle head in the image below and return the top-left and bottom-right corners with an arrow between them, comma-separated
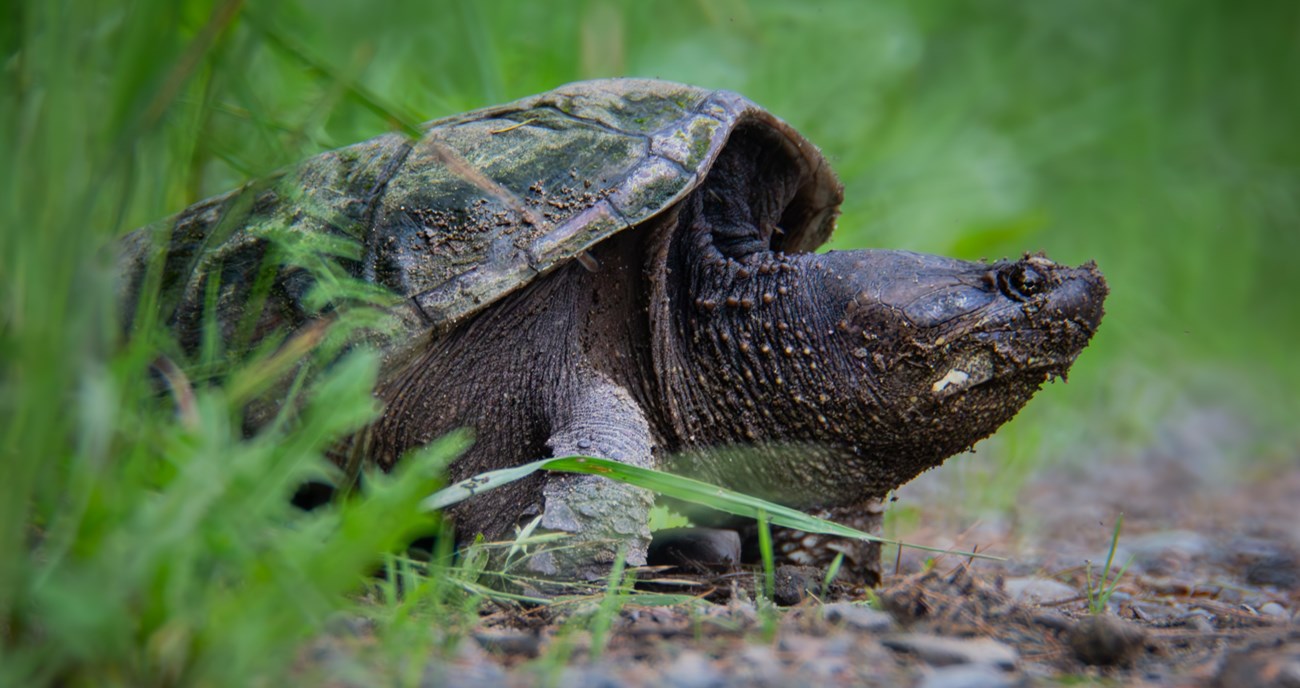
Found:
814,249 -> 1107,460
661,231 -> 1106,503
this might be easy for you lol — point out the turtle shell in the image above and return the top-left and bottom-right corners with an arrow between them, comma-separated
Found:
119,79 -> 843,362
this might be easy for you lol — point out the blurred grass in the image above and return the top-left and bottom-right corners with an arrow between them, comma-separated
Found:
3,0 -> 1298,683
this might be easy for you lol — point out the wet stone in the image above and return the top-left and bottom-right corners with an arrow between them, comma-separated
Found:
882,634 -> 1018,669
822,602 -> 895,632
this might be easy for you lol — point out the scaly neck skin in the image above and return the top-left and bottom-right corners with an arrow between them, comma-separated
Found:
649,223 -> 901,505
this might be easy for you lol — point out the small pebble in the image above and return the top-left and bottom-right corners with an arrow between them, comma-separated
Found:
919,664 -> 1016,688
797,654 -> 851,681
773,564 -> 819,606
556,663 -> 625,688
647,528 -> 741,570
1003,577 -> 1078,604
1247,551 -> 1300,590
664,650 -> 725,688
882,634 -> 1018,669
1183,610 -> 1216,633
1212,640 -> 1300,688
1115,530 -> 1211,573
1259,602 -> 1289,620
822,602 -> 894,632
473,629 -> 541,657
733,644 -> 783,683
425,648 -> 507,688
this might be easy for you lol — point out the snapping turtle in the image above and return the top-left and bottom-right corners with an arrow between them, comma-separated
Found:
119,79 -> 1106,583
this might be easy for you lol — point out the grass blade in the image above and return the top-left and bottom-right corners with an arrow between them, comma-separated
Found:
422,455 -> 1001,560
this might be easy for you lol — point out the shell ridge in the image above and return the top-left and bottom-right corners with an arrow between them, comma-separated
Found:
407,294 -> 434,324
413,197 -> 635,328
361,138 -> 416,284
528,103 -> 655,142
525,199 -> 633,270
606,153 -> 698,224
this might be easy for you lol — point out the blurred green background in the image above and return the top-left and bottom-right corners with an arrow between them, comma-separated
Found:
2,0 -> 1299,681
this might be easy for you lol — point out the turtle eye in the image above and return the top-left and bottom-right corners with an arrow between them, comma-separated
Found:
998,263 -> 1046,301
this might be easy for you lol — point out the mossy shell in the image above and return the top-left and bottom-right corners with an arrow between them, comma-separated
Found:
119,78 -> 843,361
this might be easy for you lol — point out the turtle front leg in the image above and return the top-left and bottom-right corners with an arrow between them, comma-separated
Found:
523,377 -> 655,581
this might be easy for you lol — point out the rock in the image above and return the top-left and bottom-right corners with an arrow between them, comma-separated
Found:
731,644 -> 784,685
664,650 -> 725,688
322,614 -> 375,638
472,628 -> 541,658
648,528 -> 743,571
1181,610 -> 1217,633
773,565 -> 820,606
1115,530 -> 1211,573
424,641 -> 508,688
707,599 -> 759,627
822,602 -> 895,632
555,664 -> 625,688
818,633 -> 856,658
1003,577 -> 1078,605
1067,615 -> 1147,667
882,634 -> 1018,670
1212,639 -> 1300,688
1247,551 -> 1300,590
1259,602 -> 1289,620
790,650 -> 853,683
1031,612 -> 1074,633
919,664 -> 1016,688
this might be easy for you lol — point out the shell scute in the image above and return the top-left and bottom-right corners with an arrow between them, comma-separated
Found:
123,79 -> 843,360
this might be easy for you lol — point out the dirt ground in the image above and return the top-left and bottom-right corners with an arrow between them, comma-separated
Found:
307,415 -> 1299,687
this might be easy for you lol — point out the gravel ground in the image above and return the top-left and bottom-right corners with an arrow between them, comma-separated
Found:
300,426 -> 1299,687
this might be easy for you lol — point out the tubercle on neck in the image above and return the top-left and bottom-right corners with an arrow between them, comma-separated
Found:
658,230 -> 870,450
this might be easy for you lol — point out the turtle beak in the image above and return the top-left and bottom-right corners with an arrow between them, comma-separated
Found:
1033,258 -> 1107,336
982,256 -> 1108,369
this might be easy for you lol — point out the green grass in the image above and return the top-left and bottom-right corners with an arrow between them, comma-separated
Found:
4,0 -> 1298,684
1085,514 -> 1135,616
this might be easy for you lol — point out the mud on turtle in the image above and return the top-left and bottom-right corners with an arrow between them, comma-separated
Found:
119,79 -> 1107,584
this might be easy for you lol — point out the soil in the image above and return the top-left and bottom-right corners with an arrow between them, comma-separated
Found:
303,424 -> 1300,687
